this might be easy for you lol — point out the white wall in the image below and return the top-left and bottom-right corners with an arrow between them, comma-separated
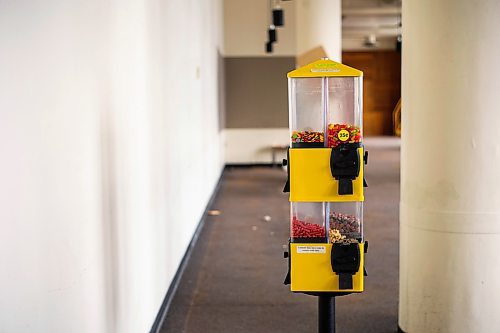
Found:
224,129 -> 289,164
399,0 -> 500,332
0,0 -> 224,332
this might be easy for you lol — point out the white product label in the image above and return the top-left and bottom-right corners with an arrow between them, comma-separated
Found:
296,246 -> 326,254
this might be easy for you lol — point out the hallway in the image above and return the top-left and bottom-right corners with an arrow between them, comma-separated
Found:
2,0 -> 500,331
162,141 -> 400,333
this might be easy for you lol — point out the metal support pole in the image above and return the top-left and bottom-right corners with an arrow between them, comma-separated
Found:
318,295 -> 335,333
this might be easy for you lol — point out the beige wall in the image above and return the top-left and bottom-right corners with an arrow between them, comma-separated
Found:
223,0 -> 297,56
223,0 -> 343,58
296,0 -> 342,61
222,2 -> 400,159
222,0 -> 297,164
222,0 -> 343,164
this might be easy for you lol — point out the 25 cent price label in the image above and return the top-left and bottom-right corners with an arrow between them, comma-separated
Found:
337,129 -> 350,141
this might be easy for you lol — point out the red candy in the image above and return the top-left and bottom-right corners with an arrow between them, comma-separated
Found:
291,217 -> 326,239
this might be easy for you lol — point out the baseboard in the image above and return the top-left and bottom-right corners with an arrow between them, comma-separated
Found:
149,170 -> 225,333
225,163 -> 278,168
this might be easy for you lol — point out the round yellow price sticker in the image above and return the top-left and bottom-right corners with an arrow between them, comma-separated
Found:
337,129 -> 350,141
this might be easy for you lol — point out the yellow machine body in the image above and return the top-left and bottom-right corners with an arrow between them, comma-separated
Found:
289,147 -> 364,202
290,243 -> 365,293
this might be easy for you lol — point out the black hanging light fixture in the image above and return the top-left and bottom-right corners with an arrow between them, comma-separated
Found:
265,0 -> 290,53
268,25 -> 277,43
266,41 -> 274,53
272,0 -> 284,27
272,6 -> 284,27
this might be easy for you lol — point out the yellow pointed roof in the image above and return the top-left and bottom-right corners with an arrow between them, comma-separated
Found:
287,58 -> 362,78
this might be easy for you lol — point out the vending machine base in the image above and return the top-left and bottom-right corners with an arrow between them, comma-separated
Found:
319,295 -> 336,333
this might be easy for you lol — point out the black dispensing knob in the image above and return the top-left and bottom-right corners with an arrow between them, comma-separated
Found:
331,243 -> 361,290
282,149 -> 290,193
363,151 -> 368,188
330,143 -> 361,195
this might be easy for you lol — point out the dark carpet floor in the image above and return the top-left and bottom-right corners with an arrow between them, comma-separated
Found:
161,143 -> 400,333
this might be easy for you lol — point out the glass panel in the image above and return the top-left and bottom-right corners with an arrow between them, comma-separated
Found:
290,202 -> 326,243
327,202 -> 363,243
289,78 -> 325,147
326,77 -> 363,148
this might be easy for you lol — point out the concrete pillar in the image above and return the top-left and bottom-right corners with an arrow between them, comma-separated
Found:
400,0 -> 500,332
295,0 -> 341,61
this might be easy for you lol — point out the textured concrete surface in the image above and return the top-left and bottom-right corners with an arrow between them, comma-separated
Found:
161,143 -> 400,333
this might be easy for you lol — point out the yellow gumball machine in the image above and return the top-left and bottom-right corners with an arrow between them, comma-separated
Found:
283,58 -> 368,332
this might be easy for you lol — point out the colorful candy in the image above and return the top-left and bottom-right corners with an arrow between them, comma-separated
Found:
291,131 -> 324,143
327,124 -> 361,148
329,212 -> 361,243
292,216 -> 326,239
291,213 -> 360,243
329,230 -> 358,244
